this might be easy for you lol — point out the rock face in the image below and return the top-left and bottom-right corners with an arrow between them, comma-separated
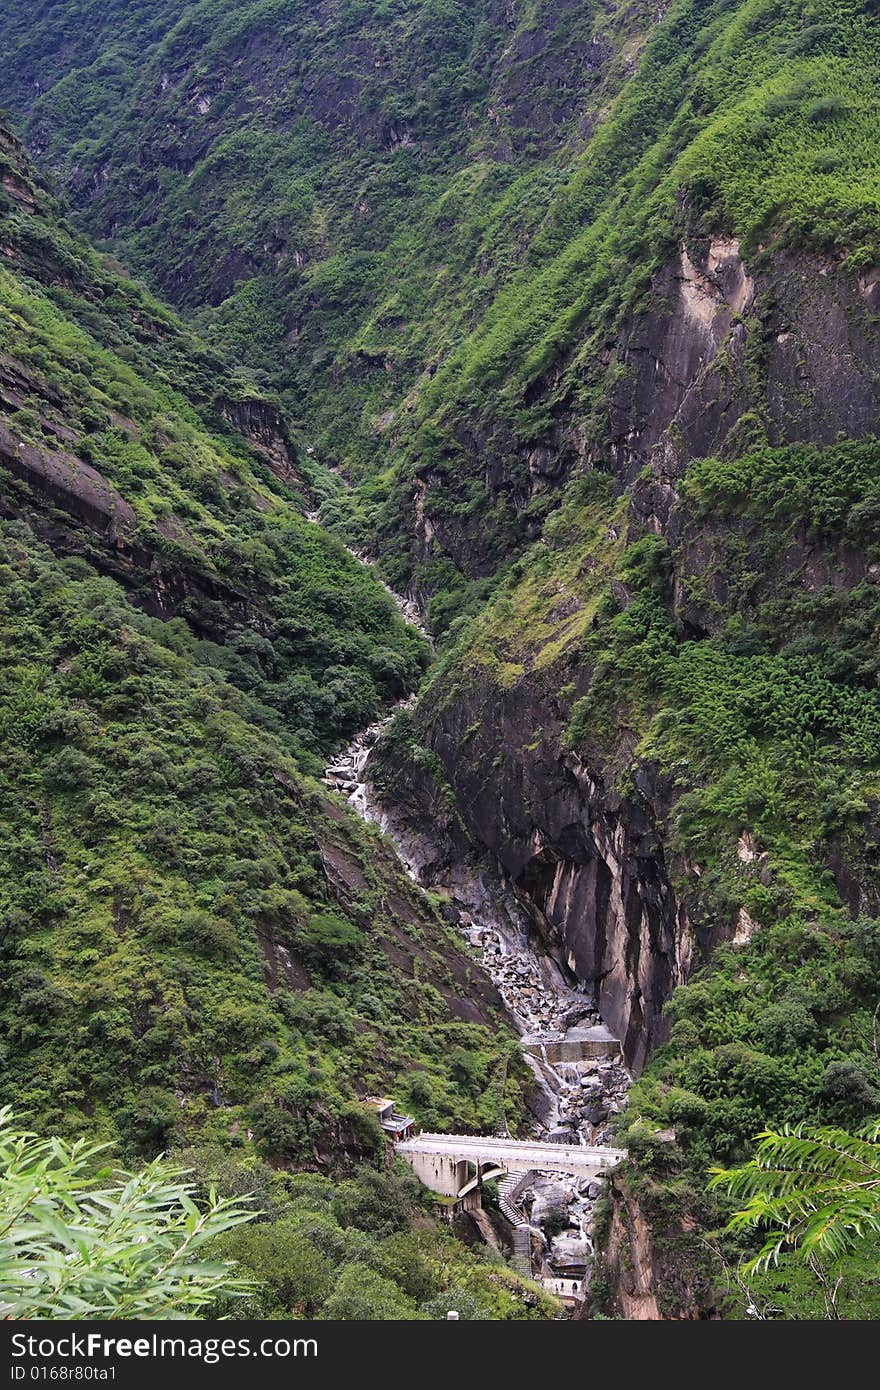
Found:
608,240 -> 880,482
595,1173 -> 719,1320
405,238 -> 880,583
0,413 -> 260,630
216,394 -> 307,492
372,667 -> 709,1075
599,1180 -> 664,1320
369,231 -> 880,1076
0,417 -> 136,539
327,701 -> 635,1135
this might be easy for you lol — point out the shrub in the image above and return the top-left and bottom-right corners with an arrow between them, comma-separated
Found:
43,746 -> 96,791
319,1263 -> 420,1320
0,1109 -> 256,1319
297,911 -> 364,976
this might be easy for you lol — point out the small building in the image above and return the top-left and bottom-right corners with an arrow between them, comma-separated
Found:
365,1096 -> 415,1141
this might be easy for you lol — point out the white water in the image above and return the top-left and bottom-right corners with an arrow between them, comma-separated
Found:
319,532 -> 630,1289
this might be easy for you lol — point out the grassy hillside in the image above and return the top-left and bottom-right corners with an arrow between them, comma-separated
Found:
0,125 -> 428,763
4,0 -> 880,1318
0,125 -> 530,1166
3,1 -> 878,625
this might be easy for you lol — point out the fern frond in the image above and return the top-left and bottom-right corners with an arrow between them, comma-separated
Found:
711,1118 -> 880,1270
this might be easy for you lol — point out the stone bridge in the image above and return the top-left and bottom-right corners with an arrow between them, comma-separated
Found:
394,1132 -> 626,1198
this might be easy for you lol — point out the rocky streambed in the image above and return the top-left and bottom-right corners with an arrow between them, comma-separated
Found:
324,730 -> 630,1295
320,541 -> 629,1295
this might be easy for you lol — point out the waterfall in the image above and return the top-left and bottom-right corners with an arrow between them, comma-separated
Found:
320,549 -> 631,1292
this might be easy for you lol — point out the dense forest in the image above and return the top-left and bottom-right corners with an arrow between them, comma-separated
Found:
2,0 -> 880,1321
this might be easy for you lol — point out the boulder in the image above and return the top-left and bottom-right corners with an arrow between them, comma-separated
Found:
549,1233 -> 591,1271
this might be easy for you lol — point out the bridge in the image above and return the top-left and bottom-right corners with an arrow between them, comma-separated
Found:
394,1132 -> 626,1199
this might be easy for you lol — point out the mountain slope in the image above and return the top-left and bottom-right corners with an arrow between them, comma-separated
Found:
4,0 -> 880,1318
0,125 -> 525,1163
3,1 -> 879,623
0,124 -> 431,762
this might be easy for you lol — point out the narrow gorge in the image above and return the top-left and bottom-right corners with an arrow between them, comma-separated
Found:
322,580 -> 632,1296
3,0 -> 880,1323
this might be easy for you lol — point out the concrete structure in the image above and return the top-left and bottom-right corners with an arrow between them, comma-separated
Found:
521,1023 -> 622,1064
543,1276 -> 586,1307
497,1171 -> 536,1274
365,1097 -> 414,1139
395,1133 -> 625,1198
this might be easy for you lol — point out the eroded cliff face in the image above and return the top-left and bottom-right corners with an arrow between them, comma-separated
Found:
216,393 -> 306,492
373,666 -> 706,1075
610,239 -> 880,480
406,236 -> 880,582
376,235 -> 880,1076
0,379 -> 263,632
594,1171 -> 720,1319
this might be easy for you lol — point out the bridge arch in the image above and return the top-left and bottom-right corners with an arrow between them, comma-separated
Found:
456,1163 -> 506,1198
395,1133 -> 626,1200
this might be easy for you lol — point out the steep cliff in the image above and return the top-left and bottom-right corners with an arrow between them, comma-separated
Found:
0,125 -> 530,1174
592,1165 -> 720,1319
4,0 -> 880,1317
371,664 -> 700,1076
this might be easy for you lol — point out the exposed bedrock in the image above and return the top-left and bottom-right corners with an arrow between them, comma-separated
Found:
609,238 -> 880,481
373,668 -> 724,1077
376,236 -> 880,1079
407,238 -> 880,582
215,393 -> 308,492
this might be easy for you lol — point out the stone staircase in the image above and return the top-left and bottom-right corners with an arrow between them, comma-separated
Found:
497,1170 -> 536,1277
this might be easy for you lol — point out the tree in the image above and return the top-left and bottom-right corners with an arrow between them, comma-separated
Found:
298,911 -> 363,977
709,1119 -> 880,1284
330,1167 -> 413,1237
421,1287 -> 488,1320
319,1263 -> 420,1320
0,1108 -> 257,1318
218,1222 -> 333,1316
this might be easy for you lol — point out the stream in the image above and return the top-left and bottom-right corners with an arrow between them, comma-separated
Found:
320,533 -> 630,1295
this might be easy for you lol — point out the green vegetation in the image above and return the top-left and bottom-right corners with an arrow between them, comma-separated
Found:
3,1 -> 877,621
0,1108 -> 255,1319
3,0 -> 880,1322
709,1120 -> 880,1318
0,1110 -> 558,1321
711,1120 -> 880,1273
209,1158 -> 559,1320
0,519 -> 528,1152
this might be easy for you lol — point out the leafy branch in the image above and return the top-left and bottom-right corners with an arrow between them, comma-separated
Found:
0,1107 -> 259,1319
709,1119 -> 880,1274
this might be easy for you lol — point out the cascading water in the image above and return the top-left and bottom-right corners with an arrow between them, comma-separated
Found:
320,533 -> 630,1295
